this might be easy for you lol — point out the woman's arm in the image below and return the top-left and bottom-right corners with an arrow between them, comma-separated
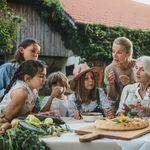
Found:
5,88 -> 28,121
104,70 -> 118,100
116,85 -> 131,116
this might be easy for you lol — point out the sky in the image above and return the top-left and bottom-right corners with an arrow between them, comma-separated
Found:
132,0 -> 150,5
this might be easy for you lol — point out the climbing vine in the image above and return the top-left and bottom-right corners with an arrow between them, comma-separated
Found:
8,0 -> 150,87
0,0 -> 26,51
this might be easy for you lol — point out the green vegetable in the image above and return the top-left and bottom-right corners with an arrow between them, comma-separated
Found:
126,111 -> 138,116
11,119 -> 21,128
25,120 -> 40,128
113,119 -> 121,123
126,120 -> 132,123
18,115 -> 65,124
0,128 -> 50,150
44,118 -> 53,124
18,121 -> 46,136
26,115 -> 41,123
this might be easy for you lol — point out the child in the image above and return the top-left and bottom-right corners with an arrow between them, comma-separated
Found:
68,64 -> 114,120
0,59 -> 47,121
41,71 -> 69,117
0,38 -> 41,112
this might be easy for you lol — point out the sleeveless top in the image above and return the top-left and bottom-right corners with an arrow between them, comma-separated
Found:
0,80 -> 37,118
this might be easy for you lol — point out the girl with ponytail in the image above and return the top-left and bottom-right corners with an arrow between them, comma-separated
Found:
0,38 -> 41,112
0,59 -> 47,121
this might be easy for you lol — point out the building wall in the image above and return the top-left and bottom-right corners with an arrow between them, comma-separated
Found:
7,2 -> 73,57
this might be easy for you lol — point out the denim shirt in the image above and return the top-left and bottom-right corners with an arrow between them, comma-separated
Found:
0,62 -> 40,111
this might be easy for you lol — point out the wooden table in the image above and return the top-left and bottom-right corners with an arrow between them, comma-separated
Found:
40,117 -> 150,150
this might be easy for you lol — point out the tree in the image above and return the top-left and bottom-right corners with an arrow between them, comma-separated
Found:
0,0 -> 26,51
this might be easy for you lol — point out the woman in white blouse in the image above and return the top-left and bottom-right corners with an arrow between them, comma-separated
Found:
116,56 -> 150,117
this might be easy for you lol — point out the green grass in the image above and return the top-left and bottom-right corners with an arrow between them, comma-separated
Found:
39,95 -> 45,106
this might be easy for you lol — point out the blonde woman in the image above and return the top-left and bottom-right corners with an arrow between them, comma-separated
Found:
104,37 -> 136,112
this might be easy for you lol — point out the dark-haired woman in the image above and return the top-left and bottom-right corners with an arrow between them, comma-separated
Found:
0,39 -> 41,112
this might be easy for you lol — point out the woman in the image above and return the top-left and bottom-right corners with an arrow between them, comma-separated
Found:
116,56 -> 150,117
104,37 -> 136,112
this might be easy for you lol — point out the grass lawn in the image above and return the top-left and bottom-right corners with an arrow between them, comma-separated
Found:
39,95 -> 45,106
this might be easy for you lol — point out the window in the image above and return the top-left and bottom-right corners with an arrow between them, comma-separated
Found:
0,55 -> 5,66
66,65 -> 74,77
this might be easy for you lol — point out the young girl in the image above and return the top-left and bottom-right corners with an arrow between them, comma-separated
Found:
0,59 -> 47,121
0,39 -> 41,112
104,37 -> 136,113
41,71 -> 69,117
68,64 -> 114,120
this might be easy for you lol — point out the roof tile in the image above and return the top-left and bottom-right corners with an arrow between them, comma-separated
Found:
61,0 -> 150,30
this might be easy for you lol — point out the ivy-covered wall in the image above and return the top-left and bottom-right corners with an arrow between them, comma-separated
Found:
33,0 -> 150,65
32,0 -> 150,87
8,0 -> 150,88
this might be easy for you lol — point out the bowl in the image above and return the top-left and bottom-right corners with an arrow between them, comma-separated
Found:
81,112 -> 103,122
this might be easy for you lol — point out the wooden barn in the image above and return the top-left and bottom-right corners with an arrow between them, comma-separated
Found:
0,0 -> 79,95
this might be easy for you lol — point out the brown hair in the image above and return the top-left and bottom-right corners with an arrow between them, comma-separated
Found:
10,38 -> 41,64
113,37 -> 133,60
47,71 -> 69,91
0,59 -> 46,102
74,72 -> 97,105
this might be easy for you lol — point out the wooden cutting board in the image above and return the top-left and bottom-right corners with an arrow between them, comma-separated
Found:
75,121 -> 150,142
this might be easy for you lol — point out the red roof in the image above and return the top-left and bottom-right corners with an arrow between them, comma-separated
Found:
60,0 -> 150,30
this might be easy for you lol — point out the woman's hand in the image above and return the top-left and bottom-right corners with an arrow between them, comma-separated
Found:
106,71 -> 115,84
119,75 -> 130,86
74,110 -> 81,120
131,100 -> 144,115
103,108 -> 114,118
119,103 -> 131,116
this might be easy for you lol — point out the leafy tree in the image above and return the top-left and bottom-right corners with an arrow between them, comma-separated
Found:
0,0 -> 26,51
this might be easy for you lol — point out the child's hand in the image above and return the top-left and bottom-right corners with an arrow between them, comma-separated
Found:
51,86 -> 61,98
106,71 -> 115,84
104,108 -> 114,118
119,75 -> 130,86
74,110 -> 81,120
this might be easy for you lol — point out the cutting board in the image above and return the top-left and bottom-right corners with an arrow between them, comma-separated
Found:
75,121 -> 150,142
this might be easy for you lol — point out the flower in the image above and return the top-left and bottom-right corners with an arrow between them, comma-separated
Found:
119,116 -> 129,121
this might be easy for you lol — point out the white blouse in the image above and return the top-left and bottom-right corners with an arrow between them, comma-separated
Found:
116,83 -> 150,117
41,96 -> 68,117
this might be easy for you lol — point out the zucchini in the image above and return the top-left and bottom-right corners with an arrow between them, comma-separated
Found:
19,121 -> 46,136
18,115 -> 65,124
18,121 -> 41,131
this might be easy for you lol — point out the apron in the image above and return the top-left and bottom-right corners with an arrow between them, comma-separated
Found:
77,89 -> 105,117
125,86 -> 150,117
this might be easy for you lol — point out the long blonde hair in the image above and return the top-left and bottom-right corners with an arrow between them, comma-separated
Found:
74,72 -> 97,105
